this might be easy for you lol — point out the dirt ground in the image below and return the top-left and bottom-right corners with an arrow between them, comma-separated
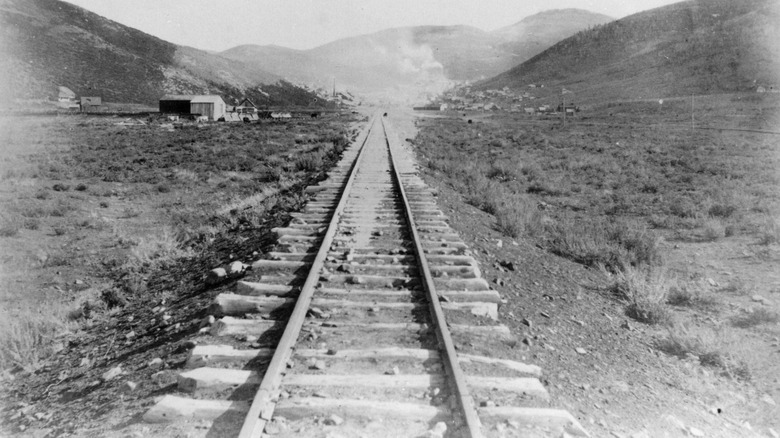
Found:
388,106 -> 779,438
0,113 -> 361,437
0,107 -> 777,438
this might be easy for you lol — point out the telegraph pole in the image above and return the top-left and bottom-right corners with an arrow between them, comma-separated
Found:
562,88 -> 566,127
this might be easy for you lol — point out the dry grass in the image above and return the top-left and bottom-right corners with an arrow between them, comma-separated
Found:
666,280 -> 720,310
602,264 -> 673,325
0,114 -> 355,372
125,227 -> 194,269
0,305 -> 74,372
656,324 -> 752,380
757,215 -> 779,245
731,308 -> 780,328
416,98 -> 778,390
546,217 -> 661,271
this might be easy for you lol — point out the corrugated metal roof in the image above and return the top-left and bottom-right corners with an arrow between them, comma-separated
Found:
190,95 -> 225,104
160,95 -> 197,101
160,94 -> 225,103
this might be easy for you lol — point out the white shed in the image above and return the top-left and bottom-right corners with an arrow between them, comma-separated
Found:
190,95 -> 226,121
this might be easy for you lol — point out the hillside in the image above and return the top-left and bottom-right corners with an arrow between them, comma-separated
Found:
492,9 -> 613,62
0,0 -> 326,107
220,9 -> 613,97
478,0 -> 780,101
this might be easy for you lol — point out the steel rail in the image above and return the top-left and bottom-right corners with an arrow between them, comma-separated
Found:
238,115 -> 377,438
381,117 -> 484,438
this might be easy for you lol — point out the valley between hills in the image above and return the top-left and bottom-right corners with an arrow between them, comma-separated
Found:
0,0 -> 778,437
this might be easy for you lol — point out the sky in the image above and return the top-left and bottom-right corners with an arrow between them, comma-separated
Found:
62,0 -> 684,52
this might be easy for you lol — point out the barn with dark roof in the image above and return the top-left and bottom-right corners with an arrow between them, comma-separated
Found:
159,95 -> 227,121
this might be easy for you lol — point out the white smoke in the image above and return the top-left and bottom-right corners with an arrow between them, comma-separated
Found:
357,29 -> 455,104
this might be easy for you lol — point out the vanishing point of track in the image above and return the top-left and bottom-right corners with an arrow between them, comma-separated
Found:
142,113 -> 589,437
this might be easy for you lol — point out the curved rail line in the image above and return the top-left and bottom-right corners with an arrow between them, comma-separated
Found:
142,112 -> 589,438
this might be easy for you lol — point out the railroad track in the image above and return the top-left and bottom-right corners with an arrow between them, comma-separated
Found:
142,113 -> 589,437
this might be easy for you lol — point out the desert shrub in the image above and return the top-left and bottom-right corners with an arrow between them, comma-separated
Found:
666,280 -> 719,309
648,214 -> 674,229
669,197 -> 697,218
49,199 -> 76,217
655,325 -> 751,380
463,176 -> 506,216
640,183 -> 658,194
126,227 -> 194,268
731,308 -> 779,328
489,138 -> 507,148
120,207 -> 141,218
75,183 -> 88,191
700,219 -> 725,241
494,196 -> 545,238
546,217 -> 660,271
606,264 -> 672,324
486,161 -> 518,181
294,151 -> 324,171
23,218 -> 40,230
52,183 -> 69,192
34,190 -> 50,200
520,163 -> 543,182
0,311 -> 69,371
173,168 -> 199,182
526,181 -> 567,196
156,183 -> 172,193
0,211 -> 24,237
255,165 -> 282,183
757,215 -> 779,245
708,204 -> 736,218
100,289 -> 128,308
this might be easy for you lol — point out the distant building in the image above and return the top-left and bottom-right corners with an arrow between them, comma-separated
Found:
757,86 -> 766,93
523,107 -> 536,115
159,95 -> 226,121
235,98 -> 258,114
58,86 -> 76,102
81,96 -> 102,111
190,95 -> 226,121
57,86 -> 79,110
556,103 -> 579,113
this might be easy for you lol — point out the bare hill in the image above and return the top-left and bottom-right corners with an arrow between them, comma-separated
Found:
478,0 -> 780,101
492,8 -> 613,61
0,0 -> 326,107
220,9 -> 613,95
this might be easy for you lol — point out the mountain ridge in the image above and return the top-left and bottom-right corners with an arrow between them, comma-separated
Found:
0,0 -> 327,107
218,9 -> 614,97
476,0 -> 780,101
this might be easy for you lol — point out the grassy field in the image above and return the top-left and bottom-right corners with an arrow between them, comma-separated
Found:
0,113 -> 357,373
415,91 -> 779,380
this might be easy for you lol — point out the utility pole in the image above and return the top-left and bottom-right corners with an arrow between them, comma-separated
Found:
562,88 -> 566,128
332,78 -> 336,98
691,93 -> 695,130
